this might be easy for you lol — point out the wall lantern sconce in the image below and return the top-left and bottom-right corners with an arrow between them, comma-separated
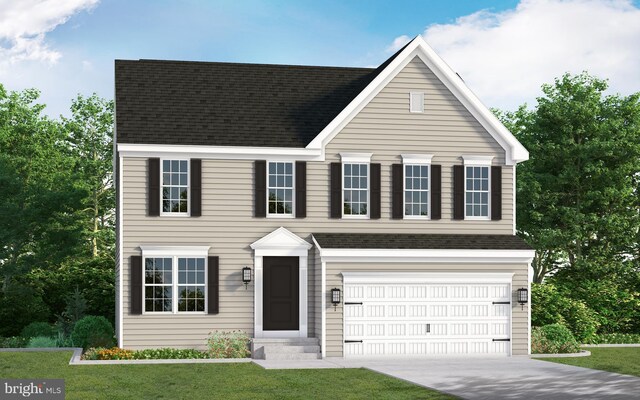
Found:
242,266 -> 252,289
517,288 -> 529,310
331,288 -> 341,311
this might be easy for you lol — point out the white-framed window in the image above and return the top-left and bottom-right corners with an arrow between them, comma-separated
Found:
462,155 -> 493,220
267,161 -> 294,217
161,159 -> 189,215
340,153 -> 372,218
141,246 -> 209,314
410,91 -> 424,113
402,154 -> 433,219
465,166 -> 490,218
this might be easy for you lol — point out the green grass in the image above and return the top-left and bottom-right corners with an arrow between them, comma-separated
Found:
542,347 -> 640,377
0,351 -> 455,400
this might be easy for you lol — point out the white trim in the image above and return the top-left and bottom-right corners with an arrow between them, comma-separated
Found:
117,154 -> 124,348
462,155 -> 494,166
252,227 -> 311,339
401,154 -> 433,165
513,166 -> 517,235
341,160 -> 370,219
117,143 -> 324,161
528,262 -> 533,355
409,91 -> 424,113
403,162 -> 431,219
141,254 -> 208,315
306,36 -> 528,165
159,158 -> 190,217
341,271 -> 515,284
266,161 -> 296,218
312,241 -> 535,264
339,152 -> 372,163
312,236 -> 328,358
464,164 -> 491,220
140,245 -> 210,257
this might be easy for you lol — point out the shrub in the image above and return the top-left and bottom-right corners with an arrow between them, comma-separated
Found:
71,316 -> 114,350
81,347 -> 209,360
585,333 -> 640,344
206,330 -> 250,358
532,324 -> 581,354
20,322 -> 56,339
27,336 -> 57,348
532,283 -> 599,342
133,348 -> 209,360
0,336 -> 28,348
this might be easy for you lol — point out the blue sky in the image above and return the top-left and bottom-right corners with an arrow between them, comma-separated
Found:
2,0 -> 639,117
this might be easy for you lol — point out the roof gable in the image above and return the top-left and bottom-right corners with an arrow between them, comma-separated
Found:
307,36 -> 529,165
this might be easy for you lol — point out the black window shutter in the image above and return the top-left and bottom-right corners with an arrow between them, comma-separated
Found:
491,166 -> 502,220
130,256 -> 142,315
295,161 -> 307,218
148,158 -> 160,216
370,163 -> 381,219
190,159 -> 202,217
330,163 -> 342,218
254,161 -> 266,218
392,164 -> 403,219
431,164 -> 442,220
453,165 -> 465,220
208,256 -> 219,315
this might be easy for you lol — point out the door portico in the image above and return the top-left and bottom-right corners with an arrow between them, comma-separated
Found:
250,227 -> 312,338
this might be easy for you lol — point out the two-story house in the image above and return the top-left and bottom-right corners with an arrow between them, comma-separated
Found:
114,36 -> 535,360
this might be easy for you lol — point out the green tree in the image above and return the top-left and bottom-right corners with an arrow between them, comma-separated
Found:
63,94 -> 115,258
0,85 -> 85,292
498,73 -> 640,283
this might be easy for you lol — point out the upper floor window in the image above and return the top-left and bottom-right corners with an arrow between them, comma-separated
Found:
462,155 -> 493,220
267,161 -> 294,216
405,165 -> 429,217
144,254 -> 206,314
162,159 -> 189,214
341,153 -> 372,218
465,165 -> 490,218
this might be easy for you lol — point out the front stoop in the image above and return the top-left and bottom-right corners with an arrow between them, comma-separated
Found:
251,338 -> 321,360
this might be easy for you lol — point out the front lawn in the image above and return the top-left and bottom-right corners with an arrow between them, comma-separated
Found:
542,347 -> 640,377
0,351 -> 454,399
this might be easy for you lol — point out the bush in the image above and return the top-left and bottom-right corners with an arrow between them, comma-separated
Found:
20,322 -> 55,339
133,348 -> 209,360
27,336 -> 57,348
532,324 -> 581,354
585,333 -> 640,344
0,284 -> 50,337
71,316 -> 114,350
0,336 -> 28,348
532,283 -> 599,342
206,330 -> 250,358
81,347 -> 209,360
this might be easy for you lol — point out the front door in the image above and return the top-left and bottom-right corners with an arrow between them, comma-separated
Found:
263,256 -> 299,331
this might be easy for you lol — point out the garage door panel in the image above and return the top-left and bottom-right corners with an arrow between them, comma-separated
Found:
344,281 -> 511,357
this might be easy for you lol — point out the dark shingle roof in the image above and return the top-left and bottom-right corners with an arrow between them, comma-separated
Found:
114,42 -> 409,147
312,233 -> 533,250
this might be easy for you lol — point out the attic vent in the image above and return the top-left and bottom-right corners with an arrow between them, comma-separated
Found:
410,92 -> 424,113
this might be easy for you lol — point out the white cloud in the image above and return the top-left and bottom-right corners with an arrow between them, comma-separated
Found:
390,0 -> 640,110
386,35 -> 411,53
0,0 -> 98,66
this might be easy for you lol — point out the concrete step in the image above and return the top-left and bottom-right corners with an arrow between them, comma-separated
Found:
264,352 -> 321,360
263,345 -> 320,354
252,338 -> 319,346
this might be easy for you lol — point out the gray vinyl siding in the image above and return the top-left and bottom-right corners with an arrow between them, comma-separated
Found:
324,263 -> 530,357
120,55 -> 519,350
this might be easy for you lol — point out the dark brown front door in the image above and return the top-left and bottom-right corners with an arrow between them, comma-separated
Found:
263,256 -> 299,331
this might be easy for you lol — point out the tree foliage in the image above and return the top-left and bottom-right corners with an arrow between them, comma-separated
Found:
0,84 -> 115,336
498,73 -> 640,283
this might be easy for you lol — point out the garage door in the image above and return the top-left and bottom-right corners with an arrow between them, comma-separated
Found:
343,275 -> 511,357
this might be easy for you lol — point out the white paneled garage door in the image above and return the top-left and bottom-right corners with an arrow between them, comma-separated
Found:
343,273 -> 512,357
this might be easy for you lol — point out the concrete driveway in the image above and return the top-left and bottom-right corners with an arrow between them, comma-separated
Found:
328,357 -> 640,399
